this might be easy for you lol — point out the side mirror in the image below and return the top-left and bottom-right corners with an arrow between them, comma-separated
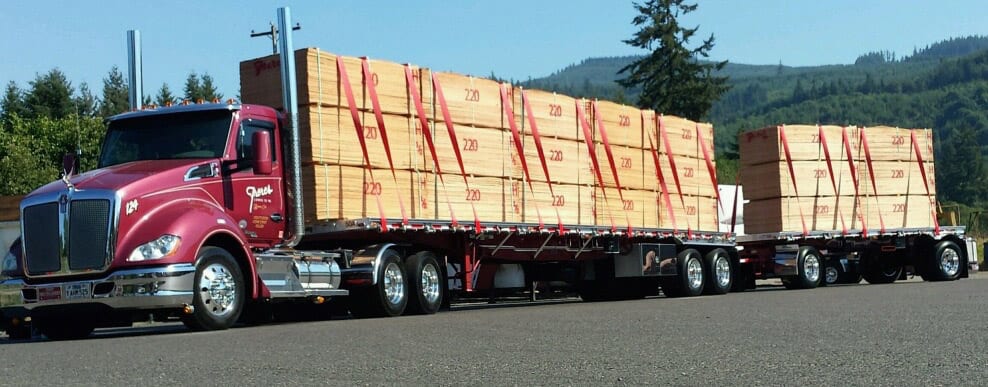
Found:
252,131 -> 273,175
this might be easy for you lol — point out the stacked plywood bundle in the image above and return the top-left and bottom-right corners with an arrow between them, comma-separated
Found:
507,89 -> 594,225
241,48 -> 430,222
739,124 -> 937,234
0,196 -> 22,222
241,48 -> 722,232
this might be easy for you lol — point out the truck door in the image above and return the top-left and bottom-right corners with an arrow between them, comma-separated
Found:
228,117 -> 286,246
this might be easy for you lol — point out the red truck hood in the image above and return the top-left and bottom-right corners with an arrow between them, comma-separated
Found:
28,159 -> 217,199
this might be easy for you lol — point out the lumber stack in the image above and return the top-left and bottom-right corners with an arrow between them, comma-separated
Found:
241,48 -> 720,231
739,125 -> 937,234
0,196 -> 22,222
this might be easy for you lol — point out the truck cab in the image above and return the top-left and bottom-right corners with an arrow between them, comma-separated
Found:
0,103 -> 303,339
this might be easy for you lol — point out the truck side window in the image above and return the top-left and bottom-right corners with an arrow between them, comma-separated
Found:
238,119 -> 276,162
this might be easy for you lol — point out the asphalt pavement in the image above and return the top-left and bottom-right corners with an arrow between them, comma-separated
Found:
1,274 -> 986,385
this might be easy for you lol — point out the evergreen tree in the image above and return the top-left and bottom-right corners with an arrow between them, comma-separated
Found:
100,66 -> 129,117
25,68 -> 75,119
74,82 -> 98,117
1,81 -> 27,124
617,0 -> 729,120
155,83 -> 176,106
184,73 -> 202,102
199,73 -> 222,101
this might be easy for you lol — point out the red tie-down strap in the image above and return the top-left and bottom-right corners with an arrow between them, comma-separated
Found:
522,89 -> 563,232
361,58 -> 408,225
647,113 -> 677,233
841,126 -> 867,236
432,74 -> 480,230
591,100 -> 632,234
500,84 -> 545,229
404,65 -> 458,226
337,56 -> 388,231
576,100 -> 615,231
695,123 -> 722,215
658,115 -> 692,234
817,125 -> 848,235
910,130 -> 940,234
859,127 -> 886,234
778,125 -> 809,236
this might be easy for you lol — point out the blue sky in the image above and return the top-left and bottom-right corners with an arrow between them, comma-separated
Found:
3,1 -> 988,100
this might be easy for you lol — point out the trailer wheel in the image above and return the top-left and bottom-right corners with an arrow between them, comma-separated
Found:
349,250 -> 407,318
182,247 -> 245,331
861,255 -> 902,285
703,248 -> 732,295
922,240 -> 963,282
821,263 -> 841,287
404,251 -> 443,315
36,318 -> 94,340
783,246 -> 822,290
660,249 -> 704,298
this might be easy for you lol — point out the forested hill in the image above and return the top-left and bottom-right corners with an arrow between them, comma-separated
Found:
519,36 -> 988,206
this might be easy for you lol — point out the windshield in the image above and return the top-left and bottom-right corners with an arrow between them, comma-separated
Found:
99,110 -> 233,168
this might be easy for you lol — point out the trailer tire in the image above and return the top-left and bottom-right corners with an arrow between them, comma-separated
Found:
36,319 -> 94,340
783,247 -> 822,289
404,251 -> 443,315
922,240 -> 963,282
703,248 -> 732,295
861,255 -> 902,285
182,247 -> 245,331
821,262 -> 841,287
349,250 -> 407,318
660,249 -> 704,298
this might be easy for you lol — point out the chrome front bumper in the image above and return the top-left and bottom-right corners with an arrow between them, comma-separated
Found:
0,264 -> 195,312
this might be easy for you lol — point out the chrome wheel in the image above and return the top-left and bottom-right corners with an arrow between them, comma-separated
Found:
714,255 -> 731,288
420,263 -> 441,305
383,261 -> 406,306
199,263 -> 238,318
803,254 -> 821,283
687,257 -> 703,290
939,247 -> 960,277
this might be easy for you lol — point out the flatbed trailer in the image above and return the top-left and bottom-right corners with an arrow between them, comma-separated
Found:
735,226 -> 969,289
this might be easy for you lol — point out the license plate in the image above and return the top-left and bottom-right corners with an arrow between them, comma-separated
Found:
65,283 -> 91,300
38,286 -> 61,301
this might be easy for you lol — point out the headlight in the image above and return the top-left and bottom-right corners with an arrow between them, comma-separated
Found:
127,235 -> 181,262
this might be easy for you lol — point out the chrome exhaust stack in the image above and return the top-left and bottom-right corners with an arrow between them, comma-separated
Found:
277,7 -> 304,248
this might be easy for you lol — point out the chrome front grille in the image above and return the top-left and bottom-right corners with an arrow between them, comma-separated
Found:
21,192 -> 114,277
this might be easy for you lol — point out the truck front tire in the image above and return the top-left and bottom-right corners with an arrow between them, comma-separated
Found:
183,247 -> 245,331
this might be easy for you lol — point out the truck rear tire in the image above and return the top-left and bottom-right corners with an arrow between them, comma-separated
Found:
182,247 -> 245,331
782,246 -> 822,290
349,250 -> 408,318
702,248 -> 732,295
660,249 -> 704,298
404,251 -> 443,315
922,240 -> 963,281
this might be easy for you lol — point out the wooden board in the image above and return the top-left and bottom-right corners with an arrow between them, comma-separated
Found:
240,48 -> 430,114
859,126 -> 918,161
743,194 -> 936,234
301,165 -> 414,222
741,160 -> 858,200
859,160 -> 937,196
594,187 -> 648,228
516,181 -> 593,226
650,155 -> 718,198
512,88 -> 580,140
0,195 -> 22,222
659,194 -> 719,231
507,135 -> 583,185
739,125 -> 859,166
431,72 -> 505,129
592,100 -> 643,148
861,194 -> 937,229
424,123 -> 508,178
656,115 -> 715,159
417,173 -> 506,222
595,144 -> 646,190
297,106 -> 420,169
